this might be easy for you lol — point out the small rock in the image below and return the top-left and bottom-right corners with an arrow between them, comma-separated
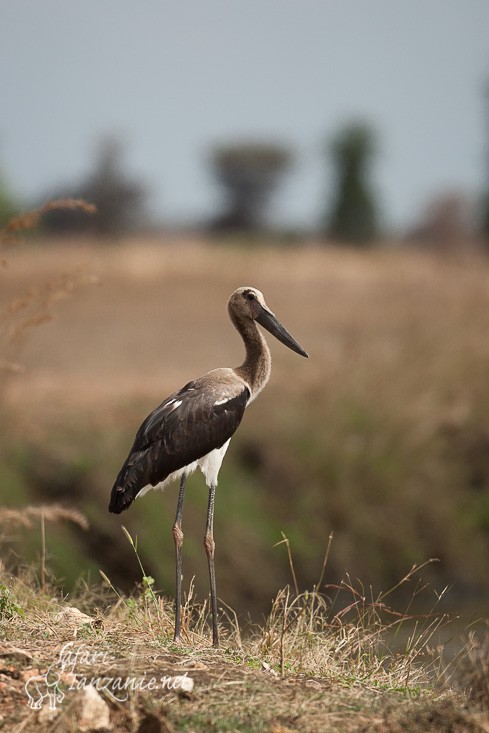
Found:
54,607 -> 94,628
38,706 -> 60,725
172,675 -> 194,695
184,660 -> 209,670
305,678 -> 322,690
73,684 -> 111,731
261,661 -> 279,677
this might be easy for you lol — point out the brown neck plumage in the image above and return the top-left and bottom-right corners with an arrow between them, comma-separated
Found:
229,307 -> 271,401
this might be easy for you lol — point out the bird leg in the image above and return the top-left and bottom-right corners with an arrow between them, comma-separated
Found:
172,473 -> 187,644
204,483 -> 219,647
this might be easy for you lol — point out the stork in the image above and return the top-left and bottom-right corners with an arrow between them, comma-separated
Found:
109,286 -> 308,647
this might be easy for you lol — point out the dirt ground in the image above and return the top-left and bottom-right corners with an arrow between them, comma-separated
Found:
1,584 -> 487,733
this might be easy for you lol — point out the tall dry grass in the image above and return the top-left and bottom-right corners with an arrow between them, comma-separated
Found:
0,200 -> 95,591
2,550 -> 488,732
0,199 -> 97,382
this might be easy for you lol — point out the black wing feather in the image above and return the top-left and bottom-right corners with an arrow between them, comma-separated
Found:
109,380 -> 249,514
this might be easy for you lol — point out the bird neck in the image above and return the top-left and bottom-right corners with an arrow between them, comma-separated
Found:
230,310 -> 271,401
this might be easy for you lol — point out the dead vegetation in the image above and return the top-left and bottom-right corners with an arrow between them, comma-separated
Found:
0,199 -> 97,387
0,198 -> 95,243
0,505 -> 88,531
0,525 -> 486,732
0,560 -> 488,733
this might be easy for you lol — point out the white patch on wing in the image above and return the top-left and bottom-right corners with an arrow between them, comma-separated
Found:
170,399 -> 183,411
214,396 -> 232,406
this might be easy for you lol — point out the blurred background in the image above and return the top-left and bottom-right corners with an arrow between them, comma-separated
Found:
1,1 -> 489,623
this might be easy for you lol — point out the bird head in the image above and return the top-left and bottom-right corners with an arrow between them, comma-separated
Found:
229,287 -> 308,358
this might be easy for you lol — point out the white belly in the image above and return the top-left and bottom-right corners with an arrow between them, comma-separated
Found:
197,438 -> 231,487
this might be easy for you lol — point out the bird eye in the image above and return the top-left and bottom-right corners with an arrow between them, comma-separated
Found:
246,292 -> 255,301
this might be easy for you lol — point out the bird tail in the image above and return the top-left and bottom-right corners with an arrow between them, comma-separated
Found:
109,483 -> 137,514
108,453 -> 147,514
109,481 -> 138,514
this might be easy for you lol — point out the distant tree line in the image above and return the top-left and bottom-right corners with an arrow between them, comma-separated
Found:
208,124 -> 380,245
0,167 -> 17,229
33,122 -> 380,243
208,142 -> 292,233
481,83 -> 489,245
1,106 -> 489,247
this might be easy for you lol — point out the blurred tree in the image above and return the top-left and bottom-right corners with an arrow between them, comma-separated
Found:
209,142 -> 292,232
482,83 -> 489,247
482,193 -> 489,246
42,136 -> 147,237
0,158 -> 18,229
324,121 -> 380,245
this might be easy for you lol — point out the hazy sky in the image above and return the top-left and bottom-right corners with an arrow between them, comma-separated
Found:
2,1 -> 489,230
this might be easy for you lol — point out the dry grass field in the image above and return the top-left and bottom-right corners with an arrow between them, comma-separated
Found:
2,237 -> 489,595
1,235 -> 489,730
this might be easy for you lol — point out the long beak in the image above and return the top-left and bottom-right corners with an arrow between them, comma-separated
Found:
254,304 -> 309,358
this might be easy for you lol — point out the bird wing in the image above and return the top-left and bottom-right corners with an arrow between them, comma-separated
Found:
109,375 -> 250,513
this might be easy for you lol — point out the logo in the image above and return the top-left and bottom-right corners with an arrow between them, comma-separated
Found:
25,663 -> 64,711
25,642 -> 193,709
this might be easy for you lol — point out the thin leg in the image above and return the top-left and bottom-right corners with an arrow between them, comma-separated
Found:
172,473 -> 187,643
204,483 -> 219,647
